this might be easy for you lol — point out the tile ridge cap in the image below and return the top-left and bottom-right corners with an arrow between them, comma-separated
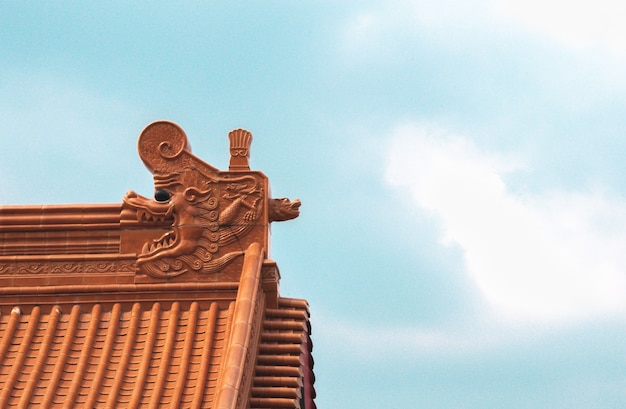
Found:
214,242 -> 264,409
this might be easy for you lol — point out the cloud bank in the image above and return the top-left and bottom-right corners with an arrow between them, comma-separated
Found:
385,123 -> 626,321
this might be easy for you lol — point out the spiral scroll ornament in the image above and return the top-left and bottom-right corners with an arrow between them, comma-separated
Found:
138,121 -> 192,173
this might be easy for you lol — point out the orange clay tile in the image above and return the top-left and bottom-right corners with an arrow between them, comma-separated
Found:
0,121 -> 314,409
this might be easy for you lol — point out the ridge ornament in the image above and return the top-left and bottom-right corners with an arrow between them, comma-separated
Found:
120,121 -> 299,280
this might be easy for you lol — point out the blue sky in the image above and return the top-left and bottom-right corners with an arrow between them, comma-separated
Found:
2,1 -> 626,407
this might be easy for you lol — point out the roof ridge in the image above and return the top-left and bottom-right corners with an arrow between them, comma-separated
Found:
214,242 -> 264,409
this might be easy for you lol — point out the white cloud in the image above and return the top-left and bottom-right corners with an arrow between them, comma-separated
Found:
342,0 -> 626,57
340,1 -> 492,53
385,123 -> 626,322
497,0 -> 626,54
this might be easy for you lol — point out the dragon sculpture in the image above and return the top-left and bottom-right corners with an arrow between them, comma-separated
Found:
121,121 -> 299,280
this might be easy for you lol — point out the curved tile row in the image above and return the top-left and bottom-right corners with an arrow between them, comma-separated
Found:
0,301 -> 232,408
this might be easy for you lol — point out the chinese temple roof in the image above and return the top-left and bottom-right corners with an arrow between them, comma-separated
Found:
0,121 -> 315,409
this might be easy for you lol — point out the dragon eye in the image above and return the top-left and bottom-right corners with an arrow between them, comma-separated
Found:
154,189 -> 171,202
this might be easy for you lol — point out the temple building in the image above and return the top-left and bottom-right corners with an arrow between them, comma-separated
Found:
0,121 -> 315,408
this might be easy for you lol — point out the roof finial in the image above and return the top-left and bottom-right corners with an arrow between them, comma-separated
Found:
228,129 -> 252,171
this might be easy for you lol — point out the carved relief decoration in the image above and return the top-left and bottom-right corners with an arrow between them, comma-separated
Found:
0,259 -> 136,275
122,121 -> 266,279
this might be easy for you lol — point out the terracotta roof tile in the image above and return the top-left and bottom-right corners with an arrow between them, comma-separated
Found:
250,298 -> 316,409
0,271 -> 315,408
0,300 -> 234,408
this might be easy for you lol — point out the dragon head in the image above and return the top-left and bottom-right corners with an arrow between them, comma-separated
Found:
122,174 -> 216,273
268,198 -> 301,222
